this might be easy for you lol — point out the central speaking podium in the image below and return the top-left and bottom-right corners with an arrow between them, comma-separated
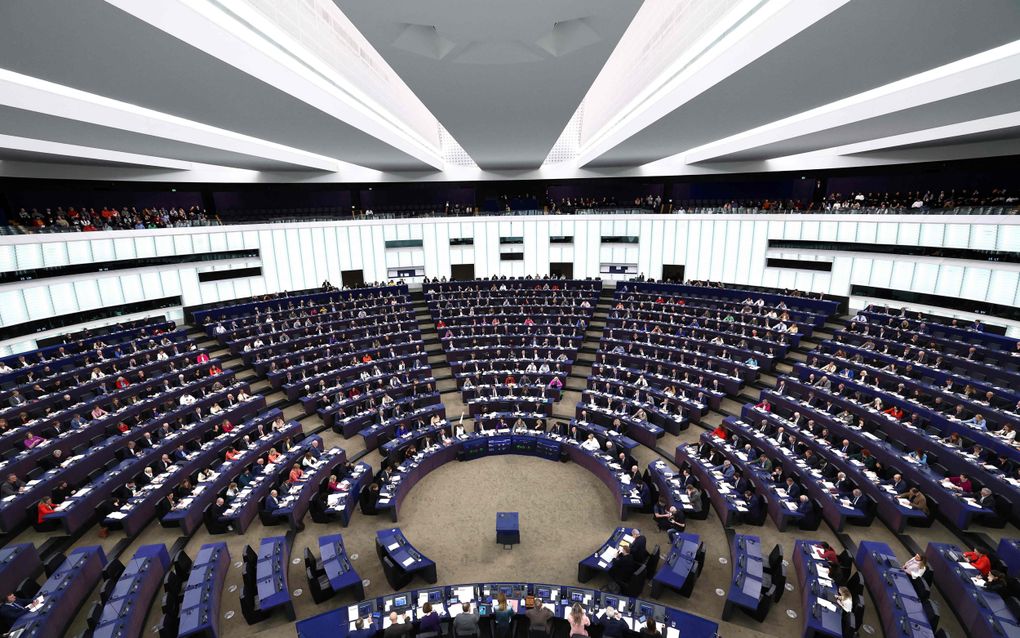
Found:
496,512 -> 520,548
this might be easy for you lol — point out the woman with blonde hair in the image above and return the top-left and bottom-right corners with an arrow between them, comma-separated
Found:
568,602 -> 590,637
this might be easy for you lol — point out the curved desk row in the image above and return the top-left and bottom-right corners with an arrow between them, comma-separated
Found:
375,432 -> 642,522
94,544 -> 170,638
9,545 -> 107,638
296,580 -> 717,638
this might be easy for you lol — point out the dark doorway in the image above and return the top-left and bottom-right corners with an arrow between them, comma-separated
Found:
341,269 -> 365,287
550,262 -> 574,278
662,264 -> 685,282
451,264 -> 475,280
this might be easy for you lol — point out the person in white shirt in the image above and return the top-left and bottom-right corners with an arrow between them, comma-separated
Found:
835,586 -> 853,613
0,362 -> 11,374
179,394 -> 196,406
580,434 -> 600,451
214,324 -> 226,335
902,554 -> 926,580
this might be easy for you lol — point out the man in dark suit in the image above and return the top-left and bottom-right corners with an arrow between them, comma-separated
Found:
888,474 -> 907,494
383,612 -> 410,638
609,544 -> 638,589
784,478 -> 802,501
348,618 -> 377,638
0,593 -> 33,628
733,471 -> 751,496
744,490 -> 766,525
601,608 -> 629,638
629,529 -> 648,565
796,495 -> 813,516
264,490 -> 280,513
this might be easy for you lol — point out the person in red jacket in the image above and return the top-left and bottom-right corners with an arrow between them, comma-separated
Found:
37,496 -> 56,524
196,352 -> 210,364
964,547 -> 992,576
114,375 -> 130,389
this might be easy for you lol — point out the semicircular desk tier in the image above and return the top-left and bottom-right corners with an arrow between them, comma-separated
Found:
296,580 -> 719,638
376,430 -> 644,521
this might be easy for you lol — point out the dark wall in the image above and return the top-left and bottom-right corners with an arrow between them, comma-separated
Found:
359,184 -> 474,209
6,189 -> 203,211
546,181 -> 665,203
212,189 -> 351,211
826,163 -> 1019,196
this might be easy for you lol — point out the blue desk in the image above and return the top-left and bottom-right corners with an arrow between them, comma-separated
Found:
926,542 -> 1020,638
178,542 -> 229,638
999,538 -> 1020,578
256,536 -> 293,617
9,545 -> 107,638
855,541 -> 935,638
320,534 -> 365,600
376,528 -> 437,584
723,535 -> 764,619
296,578 -> 719,638
578,527 -> 632,583
650,533 -> 700,598
0,543 -> 41,598
496,512 -> 520,546
94,544 -> 170,638
791,540 -> 843,638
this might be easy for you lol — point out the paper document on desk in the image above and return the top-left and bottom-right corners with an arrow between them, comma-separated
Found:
600,547 -> 618,562
784,501 -> 798,511
106,512 -> 127,520
817,565 -> 830,579
622,534 -> 635,545
401,557 -> 416,567
959,561 -> 977,570
817,599 -> 838,612
387,543 -> 400,551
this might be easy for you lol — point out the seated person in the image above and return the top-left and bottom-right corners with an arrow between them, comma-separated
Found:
896,553 -> 928,589
963,547 -> 991,576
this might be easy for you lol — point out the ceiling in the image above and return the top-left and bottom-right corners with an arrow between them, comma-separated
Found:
0,0 -> 1018,183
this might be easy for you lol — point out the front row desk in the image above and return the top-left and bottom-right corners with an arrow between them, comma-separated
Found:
926,543 -> 1020,638
722,534 -> 782,623
377,528 -> 438,590
9,546 -> 107,638
376,431 -> 644,522
295,582 -> 719,638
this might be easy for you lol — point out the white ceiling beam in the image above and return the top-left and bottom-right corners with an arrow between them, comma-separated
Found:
0,133 -> 195,170
575,0 -> 847,167
105,0 -> 446,170
0,68 -> 342,171
832,111 -> 1020,156
684,39 -> 1020,163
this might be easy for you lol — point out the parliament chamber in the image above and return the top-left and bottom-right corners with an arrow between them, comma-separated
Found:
2,2 -> 1020,638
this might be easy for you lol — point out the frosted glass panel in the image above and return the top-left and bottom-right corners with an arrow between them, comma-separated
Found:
134,236 -> 156,258
934,265 -> 963,297
49,283 -> 78,315
961,268 -> 990,301
918,224 -> 944,246
912,263 -> 939,293
897,223 -> 920,245
942,224 -> 969,248
98,278 -> 124,305
66,241 -> 92,264
969,225 -> 998,250
91,239 -> 115,261
23,287 -> 54,321
988,270 -> 1018,305
41,243 -> 68,266
113,238 -> 136,259
74,279 -> 101,311
14,244 -> 43,269
0,246 -> 16,271
0,290 -> 28,326
121,274 -> 144,302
